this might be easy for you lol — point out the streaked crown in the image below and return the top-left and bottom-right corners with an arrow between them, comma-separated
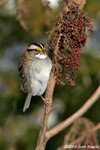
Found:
27,42 -> 44,52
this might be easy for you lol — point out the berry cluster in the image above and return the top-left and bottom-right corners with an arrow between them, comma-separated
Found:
46,2 -> 93,84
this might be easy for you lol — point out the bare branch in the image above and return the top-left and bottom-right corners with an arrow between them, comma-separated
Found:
58,119 -> 100,150
74,0 -> 86,9
46,86 -> 100,140
17,0 -> 30,30
35,73 -> 56,150
71,123 -> 100,144
0,0 -> 8,5
92,122 -> 100,132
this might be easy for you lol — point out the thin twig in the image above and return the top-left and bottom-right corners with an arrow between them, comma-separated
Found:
0,0 -> 8,5
58,122 -> 100,150
92,123 -> 100,132
46,86 -> 100,140
50,104 -> 60,113
68,122 -> 100,145
73,0 -> 86,9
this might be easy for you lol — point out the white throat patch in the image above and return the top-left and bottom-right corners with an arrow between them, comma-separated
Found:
35,53 -> 47,59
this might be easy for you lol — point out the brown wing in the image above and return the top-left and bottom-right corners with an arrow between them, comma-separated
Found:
18,53 -> 29,93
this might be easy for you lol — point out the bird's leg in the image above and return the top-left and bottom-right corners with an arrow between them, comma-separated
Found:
40,95 -> 51,107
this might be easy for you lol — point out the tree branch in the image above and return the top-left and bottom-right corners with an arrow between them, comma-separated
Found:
35,73 -> 56,150
0,0 -> 8,5
67,122 -> 100,146
58,122 -> 100,150
46,86 -> 100,140
73,0 -> 86,9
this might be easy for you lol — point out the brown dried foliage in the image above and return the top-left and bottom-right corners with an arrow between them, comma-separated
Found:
46,1 -> 93,85
17,0 -> 30,30
0,0 -> 8,5
61,118 -> 99,150
43,0 -> 53,27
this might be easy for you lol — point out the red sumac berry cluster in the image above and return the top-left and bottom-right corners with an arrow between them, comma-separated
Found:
46,2 -> 93,84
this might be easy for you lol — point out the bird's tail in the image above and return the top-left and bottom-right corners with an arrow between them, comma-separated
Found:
23,93 -> 32,112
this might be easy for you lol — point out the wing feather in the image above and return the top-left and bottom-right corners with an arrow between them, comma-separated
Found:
18,53 -> 29,93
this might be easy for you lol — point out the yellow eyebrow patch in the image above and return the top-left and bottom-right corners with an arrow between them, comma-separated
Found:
36,47 -> 42,51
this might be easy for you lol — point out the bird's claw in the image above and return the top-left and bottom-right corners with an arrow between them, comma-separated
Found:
40,95 -> 51,107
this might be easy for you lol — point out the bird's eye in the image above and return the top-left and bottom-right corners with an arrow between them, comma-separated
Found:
27,48 -> 38,52
34,49 -> 38,52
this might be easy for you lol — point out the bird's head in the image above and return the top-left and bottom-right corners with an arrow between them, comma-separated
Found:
26,42 -> 48,59
27,42 -> 44,54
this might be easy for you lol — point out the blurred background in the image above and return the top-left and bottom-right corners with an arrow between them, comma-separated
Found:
0,0 -> 100,149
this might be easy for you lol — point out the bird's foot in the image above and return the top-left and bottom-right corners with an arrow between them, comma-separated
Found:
40,95 -> 51,107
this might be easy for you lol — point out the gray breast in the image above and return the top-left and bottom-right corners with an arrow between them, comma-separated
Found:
31,57 -> 52,82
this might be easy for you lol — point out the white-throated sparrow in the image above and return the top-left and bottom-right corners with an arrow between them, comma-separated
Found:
18,42 -> 52,112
